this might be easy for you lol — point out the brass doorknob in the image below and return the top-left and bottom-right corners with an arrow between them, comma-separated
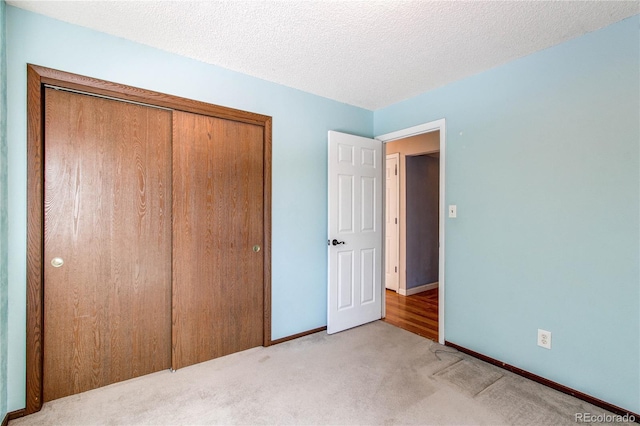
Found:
253,245 -> 261,252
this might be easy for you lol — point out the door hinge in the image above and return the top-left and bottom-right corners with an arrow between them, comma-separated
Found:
395,164 -> 398,175
395,218 -> 397,224
395,266 -> 397,273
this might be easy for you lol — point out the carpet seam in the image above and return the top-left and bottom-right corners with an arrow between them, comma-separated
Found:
473,374 -> 505,398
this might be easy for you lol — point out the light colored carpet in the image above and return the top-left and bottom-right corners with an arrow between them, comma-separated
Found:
10,321 -> 627,425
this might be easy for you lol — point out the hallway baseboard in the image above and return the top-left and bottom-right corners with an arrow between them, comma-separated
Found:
399,282 -> 438,296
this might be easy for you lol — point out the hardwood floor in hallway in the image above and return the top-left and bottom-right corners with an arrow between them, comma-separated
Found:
383,288 -> 438,342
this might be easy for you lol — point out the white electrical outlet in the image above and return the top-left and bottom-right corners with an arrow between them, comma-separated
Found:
537,329 -> 552,349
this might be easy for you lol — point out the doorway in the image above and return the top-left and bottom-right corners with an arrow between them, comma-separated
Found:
376,120 -> 445,344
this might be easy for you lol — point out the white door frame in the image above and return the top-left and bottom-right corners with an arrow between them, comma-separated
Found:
376,119 -> 446,344
385,153 -> 400,292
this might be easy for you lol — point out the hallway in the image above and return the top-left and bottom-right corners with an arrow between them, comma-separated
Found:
383,288 -> 438,342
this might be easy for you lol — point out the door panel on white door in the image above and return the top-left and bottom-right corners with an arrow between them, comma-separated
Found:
338,251 -> 354,310
339,143 -> 354,164
360,248 -> 376,304
361,177 -> 376,232
362,148 -> 376,167
328,131 -> 382,334
338,175 -> 354,233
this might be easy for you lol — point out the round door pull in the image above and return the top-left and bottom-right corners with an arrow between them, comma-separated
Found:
253,245 -> 261,252
331,239 -> 345,246
51,257 -> 64,268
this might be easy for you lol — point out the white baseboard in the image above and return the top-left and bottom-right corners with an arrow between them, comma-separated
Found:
398,282 -> 438,296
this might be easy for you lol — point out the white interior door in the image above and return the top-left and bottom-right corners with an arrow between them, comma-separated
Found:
327,131 -> 382,334
385,153 -> 400,291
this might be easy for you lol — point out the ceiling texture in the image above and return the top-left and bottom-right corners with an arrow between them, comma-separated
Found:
8,1 -> 640,110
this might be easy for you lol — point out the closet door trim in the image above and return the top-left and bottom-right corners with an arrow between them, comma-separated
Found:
26,64 -> 273,415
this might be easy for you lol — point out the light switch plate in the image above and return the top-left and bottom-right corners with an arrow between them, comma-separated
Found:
448,205 -> 457,218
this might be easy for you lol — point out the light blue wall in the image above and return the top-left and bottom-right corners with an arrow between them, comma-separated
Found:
376,15 -> 640,413
0,0 -> 8,421
6,4 -> 639,416
5,6 -> 372,411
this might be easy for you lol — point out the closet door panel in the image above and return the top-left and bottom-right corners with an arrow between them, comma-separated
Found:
43,88 -> 172,401
172,111 -> 264,369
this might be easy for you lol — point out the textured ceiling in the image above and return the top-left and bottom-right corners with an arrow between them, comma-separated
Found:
8,1 -> 640,110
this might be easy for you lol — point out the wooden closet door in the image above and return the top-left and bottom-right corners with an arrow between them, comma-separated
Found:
43,88 -> 172,401
172,111 -> 264,369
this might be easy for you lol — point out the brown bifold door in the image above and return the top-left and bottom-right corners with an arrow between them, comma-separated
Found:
43,88 -> 172,401
171,111 -> 264,370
